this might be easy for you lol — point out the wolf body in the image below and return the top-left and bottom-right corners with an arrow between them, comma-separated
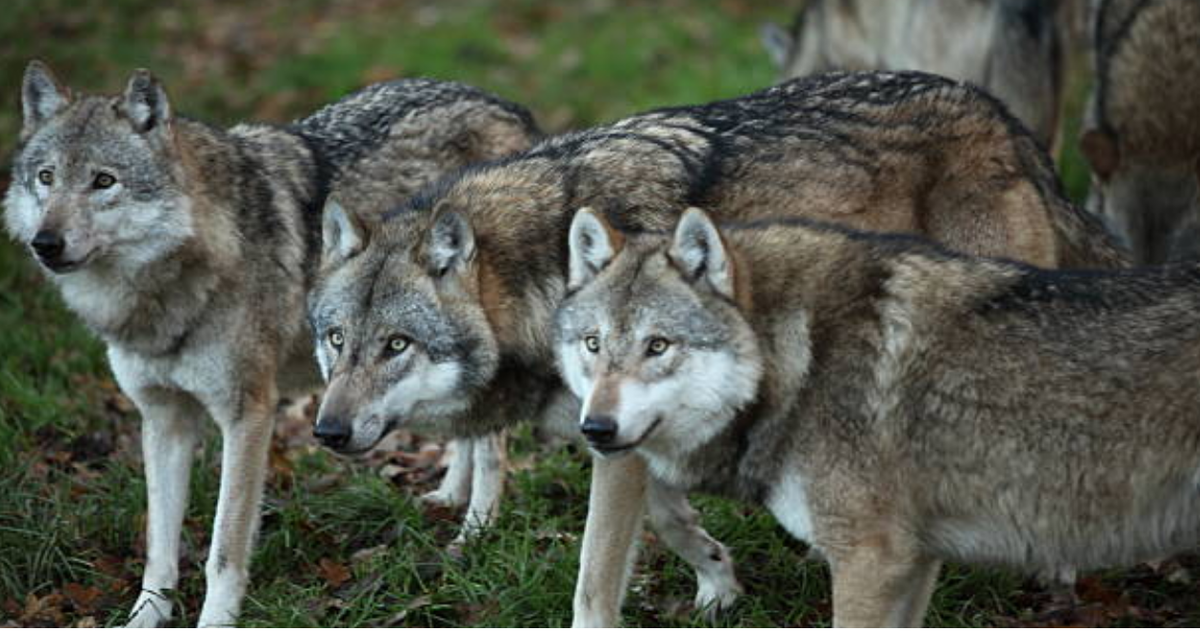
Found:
761,0 -> 1064,150
3,61 -> 538,627
306,70 -> 1124,627
559,207 -> 1200,627
1079,0 -> 1200,264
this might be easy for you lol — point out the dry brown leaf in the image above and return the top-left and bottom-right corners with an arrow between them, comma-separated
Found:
62,583 -> 103,614
317,558 -> 351,588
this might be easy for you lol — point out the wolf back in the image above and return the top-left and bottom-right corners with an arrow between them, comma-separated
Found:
760,0 -> 1064,149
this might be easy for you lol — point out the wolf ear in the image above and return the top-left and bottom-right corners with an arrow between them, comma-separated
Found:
322,199 -> 368,264
568,207 -> 623,290
670,207 -> 735,301
1080,127 -> 1120,182
21,60 -> 70,136
429,208 -> 476,277
121,69 -> 172,134
759,22 -> 793,70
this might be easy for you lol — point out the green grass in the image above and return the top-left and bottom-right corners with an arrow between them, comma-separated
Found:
3,0 -> 1195,627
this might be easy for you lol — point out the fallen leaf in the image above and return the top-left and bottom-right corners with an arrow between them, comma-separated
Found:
62,583 -> 103,614
317,558 -> 351,588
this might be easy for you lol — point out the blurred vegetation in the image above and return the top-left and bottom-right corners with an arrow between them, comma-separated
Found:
5,0 -> 1184,628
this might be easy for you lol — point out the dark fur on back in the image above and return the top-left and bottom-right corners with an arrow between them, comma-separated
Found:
399,71 -> 1122,269
295,78 -> 539,171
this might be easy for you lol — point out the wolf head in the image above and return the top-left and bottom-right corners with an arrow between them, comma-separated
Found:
307,198 -> 499,454
1080,127 -> 1200,264
4,61 -> 193,275
554,208 -> 763,467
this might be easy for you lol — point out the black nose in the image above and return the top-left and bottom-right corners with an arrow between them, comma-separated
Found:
31,230 -> 64,261
581,415 -> 618,445
313,417 -> 352,450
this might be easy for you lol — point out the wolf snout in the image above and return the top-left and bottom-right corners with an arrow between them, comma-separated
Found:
313,415 -> 352,450
581,414 -> 619,446
30,230 -> 65,264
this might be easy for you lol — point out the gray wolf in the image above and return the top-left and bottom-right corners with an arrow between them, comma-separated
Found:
306,70 -> 1125,626
1079,0 -> 1200,264
761,0 -> 1064,150
557,206 -> 1200,627
3,60 -> 538,627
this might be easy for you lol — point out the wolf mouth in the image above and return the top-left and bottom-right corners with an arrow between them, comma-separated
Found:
328,418 -> 397,457
589,416 -> 663,457
41,252 -> 94,274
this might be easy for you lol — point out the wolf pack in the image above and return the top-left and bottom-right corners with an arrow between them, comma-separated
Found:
5,0 -> 1200,627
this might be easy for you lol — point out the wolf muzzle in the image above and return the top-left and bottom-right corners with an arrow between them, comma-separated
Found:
31,229 -> 66,267
313,414 -> 352,450
581,414 -> 618,447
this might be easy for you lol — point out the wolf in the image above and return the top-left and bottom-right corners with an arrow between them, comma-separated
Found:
761,0 -> 1064,150
1079,0 -> 1200,264
3,60 -> 538,627
307,70 -> 1126,626
557,206 -> 1200,627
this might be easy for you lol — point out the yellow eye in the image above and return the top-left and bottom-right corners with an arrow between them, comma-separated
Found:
37,170 -> 53,186
93,172 -> 116,189
329,330 -> 344,348
647,337 -> 670,356
387,336 -> 410,355
584,335 -> 600,353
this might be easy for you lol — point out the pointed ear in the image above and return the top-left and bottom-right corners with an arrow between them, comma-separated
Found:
568,207 -> 623,290
21,60 -> 70,136
121,69 -> 172,134
428,208 -> 476,277
669,207 -> 735,301
1080,127 -> 1120,182
321,199 -> 368,264
759,22 -> 793,70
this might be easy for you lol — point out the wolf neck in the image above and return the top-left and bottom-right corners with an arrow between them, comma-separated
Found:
460,164 -> 576,371
665,223 -> 909,499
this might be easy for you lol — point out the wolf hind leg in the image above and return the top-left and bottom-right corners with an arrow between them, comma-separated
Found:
126,394 -> 202,628
422,438 -> 473,508
645,480 -> 742,618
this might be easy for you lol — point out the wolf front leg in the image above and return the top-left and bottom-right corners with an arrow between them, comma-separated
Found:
572,454 -> 649,627
645,481 -> 742,618
452,431 -> 508,546
421,437 -> 474,509
828,537 -> 940,628
126,393 -> 202,628
197,380 -> 277,627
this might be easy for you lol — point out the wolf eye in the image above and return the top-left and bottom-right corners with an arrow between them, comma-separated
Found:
37,170 -> 53,186
328,330 -> 344,349
583,335 -> 600,354
646,337 -> 671,357
385,335 -> 410,356
93,172 -> 116,189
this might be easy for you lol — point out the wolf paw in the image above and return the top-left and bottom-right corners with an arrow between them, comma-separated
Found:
421,487 -> 469,509
694,573 -> 743,621
125,591 -> 172,628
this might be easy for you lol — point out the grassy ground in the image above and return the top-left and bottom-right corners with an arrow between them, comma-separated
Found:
2,0 -> 1198,627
